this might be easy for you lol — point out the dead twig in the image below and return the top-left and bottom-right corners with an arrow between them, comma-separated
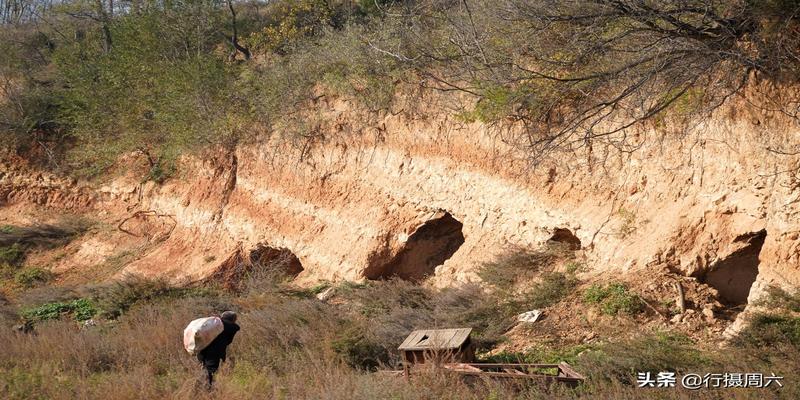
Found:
117,210 -> 177,238
641,297 -> 669,320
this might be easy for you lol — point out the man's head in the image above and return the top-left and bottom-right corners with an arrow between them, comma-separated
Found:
221,311 -> 237,323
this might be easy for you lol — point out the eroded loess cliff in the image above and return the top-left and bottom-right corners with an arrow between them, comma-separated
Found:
1,94 -> 799,331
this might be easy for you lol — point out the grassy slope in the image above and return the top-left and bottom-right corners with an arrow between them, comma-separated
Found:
1,237 -> 798,399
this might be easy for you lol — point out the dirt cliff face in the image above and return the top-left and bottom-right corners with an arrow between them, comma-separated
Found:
2,96 -> 799,327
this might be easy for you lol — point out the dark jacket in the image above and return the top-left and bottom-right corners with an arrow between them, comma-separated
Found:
199,321 -> 240,361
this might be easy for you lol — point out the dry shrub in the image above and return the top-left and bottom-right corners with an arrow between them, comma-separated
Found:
339,280 -> 493,356
15,284 -> 80,307
478,245 -> 571,291
86,276 -> 218,319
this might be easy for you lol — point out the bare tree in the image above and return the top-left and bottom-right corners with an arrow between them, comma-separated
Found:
1,0 -> 57,25
399,0 -> 800,162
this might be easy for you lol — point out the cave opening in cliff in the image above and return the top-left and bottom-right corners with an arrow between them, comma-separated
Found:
248,244 -> 304,278
702,230 -> 766,306
364,211 -> 465,282
548,228 -> 581,250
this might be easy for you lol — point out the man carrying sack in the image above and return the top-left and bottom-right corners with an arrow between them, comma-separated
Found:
184,311 -> 240,389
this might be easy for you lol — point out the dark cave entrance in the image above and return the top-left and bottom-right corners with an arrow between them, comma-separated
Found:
248,244 -> 304,277
702,230 -> 766,306
210,244 -> 304,291
548,228 -> 582,250
364,211 -> 465,282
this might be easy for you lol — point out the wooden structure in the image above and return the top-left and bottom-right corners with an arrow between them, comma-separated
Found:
395,327 -> 584,387
442,362 -> 585,387
398,328 -> 476,375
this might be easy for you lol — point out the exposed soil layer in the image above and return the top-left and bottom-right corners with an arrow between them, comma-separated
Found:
1,95 -> 799,337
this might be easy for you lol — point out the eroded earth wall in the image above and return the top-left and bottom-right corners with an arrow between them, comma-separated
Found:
2,96 -> 799,323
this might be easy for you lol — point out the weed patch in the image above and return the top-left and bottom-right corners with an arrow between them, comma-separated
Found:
88,277 -> 217,319
577,332 -> 709,385
14,268 -> 51,288
740,287 -> 800,347
21,298 -> 97,322
741,314 -> 800,346
478,246 -> 570,291
584,282 -> 644,316
483,343 -> 593,365
0,244 -> 25,266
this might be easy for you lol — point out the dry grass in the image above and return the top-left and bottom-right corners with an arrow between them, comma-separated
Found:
1,271 -> 799,399
0,289 -> 529,400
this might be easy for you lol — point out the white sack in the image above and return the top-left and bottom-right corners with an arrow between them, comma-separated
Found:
183,316 -> 224,354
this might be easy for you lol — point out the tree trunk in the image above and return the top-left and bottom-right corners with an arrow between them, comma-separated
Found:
94,0 -> 112,53
226,0 -> 250,60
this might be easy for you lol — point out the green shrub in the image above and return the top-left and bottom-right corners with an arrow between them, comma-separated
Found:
457,84 -> 529,123
564,262 -> 586,275
21,298 -> 97,322
144,159 -> 176,184
50,3 -> 243,177
583,282 -> 644,316
331,326 -> 390,371
0,244 -> 25,266
245,0 -> 334,55
13,268 -> 51,288
583,284 -> 607,304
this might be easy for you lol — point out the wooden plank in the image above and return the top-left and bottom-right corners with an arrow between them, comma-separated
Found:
503,368 -> 527,376
399,328 -> 473,351
449,370 -> 584,383
447,329 -> 458,348
558,362 -> 585,380
443,363 -> 482,372
457,363 -> 560,368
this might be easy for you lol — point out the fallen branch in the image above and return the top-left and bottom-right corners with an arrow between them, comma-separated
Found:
641,297 -> 668,320
117,210 -> 177,238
